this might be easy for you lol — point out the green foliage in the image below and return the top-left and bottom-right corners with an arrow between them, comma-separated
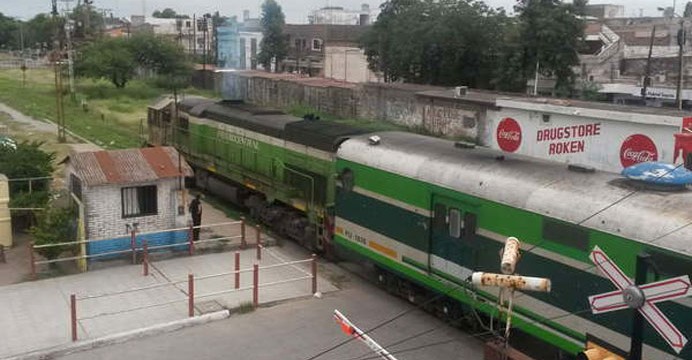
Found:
0,141 -> 55,194
30,206 -> 76,260
576,80 -> 603,101
258,0 -> 288,71
685,2 -> 692,17
23,14 -> 56,50
360,0 -> 510,87
77,37 -> 135,88
152,8 -> 189,19
507,0 -> 586,95
0,12 -> 20,49
77,34 -> 193,89
69,4 -> 105,38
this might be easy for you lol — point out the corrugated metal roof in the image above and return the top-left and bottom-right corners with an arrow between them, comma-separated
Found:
68,146 -> 194,187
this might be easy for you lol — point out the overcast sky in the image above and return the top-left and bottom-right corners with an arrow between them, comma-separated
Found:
0,0 -> 676,22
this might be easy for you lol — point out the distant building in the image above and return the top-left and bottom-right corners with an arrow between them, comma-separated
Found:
308,4 -> 377,25
282,24 -> 379,82
576,16 -> 692,108
129,15 -> 213,57
583,4 -> 625,19
65,147 -> 193,257
216,11 -> 263,70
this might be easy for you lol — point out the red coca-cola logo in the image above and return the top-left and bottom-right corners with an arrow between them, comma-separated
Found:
497,117 -> 522,153
620,134 -> 658,168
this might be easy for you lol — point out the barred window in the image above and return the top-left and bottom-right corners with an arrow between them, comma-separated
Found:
122,185 -> 157,218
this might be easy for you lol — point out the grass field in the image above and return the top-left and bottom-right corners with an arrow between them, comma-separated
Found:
0,68 -> 216,150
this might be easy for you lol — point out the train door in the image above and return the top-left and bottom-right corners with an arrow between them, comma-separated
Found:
430,194 -> 478,284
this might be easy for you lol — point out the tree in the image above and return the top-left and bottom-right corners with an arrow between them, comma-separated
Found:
0,12 -> 20,49
77,37 -> 135,88
76,34 -> 192,88
30,206 -> 76,260
0,141 -> 55,229
685,1 -> 692,17
70,4 -> 105,38
152,8 -> 189,19
257,0 -> 288,72
508,0 -> 586,95
360,0 -> 509,87
129,34 -> 193,90
24,14 -> 56,50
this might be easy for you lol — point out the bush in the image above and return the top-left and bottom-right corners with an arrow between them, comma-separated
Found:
30,205 -> 77,260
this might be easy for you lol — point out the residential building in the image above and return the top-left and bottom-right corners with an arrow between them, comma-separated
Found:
216,11 -> 263,70
282,24 -> 378,82
129,15 -> 213,57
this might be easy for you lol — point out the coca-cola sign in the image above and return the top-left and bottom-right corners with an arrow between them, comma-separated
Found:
620,134 -> 658,168
497,117 -> 522,153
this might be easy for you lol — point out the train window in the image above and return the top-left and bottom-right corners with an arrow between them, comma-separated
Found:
542,218 -> 589,251
433,203 -> 447,232
449,208 -> 461,238
463,212 -> 477,238
340,168 -> 354,192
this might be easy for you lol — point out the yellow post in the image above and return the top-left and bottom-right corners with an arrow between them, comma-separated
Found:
0,174 -> 13,248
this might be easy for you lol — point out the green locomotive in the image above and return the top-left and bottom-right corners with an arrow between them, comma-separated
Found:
148,98 -> 692,359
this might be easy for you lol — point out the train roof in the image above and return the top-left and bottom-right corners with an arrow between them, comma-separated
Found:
337,132 -> 692,257
284,120 -> 369,152
179,98 -> 300,138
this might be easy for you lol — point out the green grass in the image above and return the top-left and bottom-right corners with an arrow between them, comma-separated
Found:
286,104 -> 408,132
0,69 -> 218,150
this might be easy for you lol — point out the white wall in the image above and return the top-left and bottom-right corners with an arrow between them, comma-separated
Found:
484,99 -> 683,173
79,178 -> 187,240
324,46 -> 379,83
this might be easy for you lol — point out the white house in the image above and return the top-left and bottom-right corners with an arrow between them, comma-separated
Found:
65,147 -> 194,257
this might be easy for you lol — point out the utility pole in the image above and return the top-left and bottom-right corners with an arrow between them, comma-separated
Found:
677,20 -> 686,110
51,0 -> 66,143
642,26 -> 655,102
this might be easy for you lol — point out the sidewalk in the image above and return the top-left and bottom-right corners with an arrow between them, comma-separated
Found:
0,240 -> 337,359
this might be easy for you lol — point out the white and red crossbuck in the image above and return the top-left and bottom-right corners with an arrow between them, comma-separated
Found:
588,246 -> 691,354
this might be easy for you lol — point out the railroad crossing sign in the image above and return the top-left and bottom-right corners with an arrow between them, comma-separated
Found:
588,246 -> 691,354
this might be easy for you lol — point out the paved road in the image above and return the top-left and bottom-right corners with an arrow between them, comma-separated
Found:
58,262 -> 486,360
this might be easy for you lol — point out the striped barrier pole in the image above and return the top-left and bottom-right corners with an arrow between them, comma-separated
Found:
234,251 -> 240,289
188,273 -> 194,317
253,264 -> 259,308
70,294 -> 77,342
255,224 -> 260,247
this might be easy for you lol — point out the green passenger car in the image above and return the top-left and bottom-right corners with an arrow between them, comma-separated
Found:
334,132 -> 692,360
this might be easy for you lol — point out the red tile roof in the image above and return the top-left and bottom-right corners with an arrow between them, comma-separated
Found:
68,147 -> 194,187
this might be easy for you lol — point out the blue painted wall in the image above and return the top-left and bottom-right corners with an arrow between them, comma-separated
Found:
87,230 -> 188,261
217,17 -> 241,69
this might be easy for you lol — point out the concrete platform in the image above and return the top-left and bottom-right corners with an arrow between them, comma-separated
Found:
0,244 -> 337,359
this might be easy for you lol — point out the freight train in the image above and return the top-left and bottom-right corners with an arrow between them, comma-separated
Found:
147,97 -> 692,360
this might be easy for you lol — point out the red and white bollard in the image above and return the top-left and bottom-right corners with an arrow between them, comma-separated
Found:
130,230 -> 137,265
312,254 -> 318,295
253,264 -> 259,309
29,242 -> 36,280
188,224 -> 195,256
70,294 -> 78,342
142,239 -> 149,276
240,217 -> 247,249
188,273 -> 195,317
234,251 -> 240,289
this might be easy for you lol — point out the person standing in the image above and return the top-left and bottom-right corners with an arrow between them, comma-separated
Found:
189,194 -> 202,241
